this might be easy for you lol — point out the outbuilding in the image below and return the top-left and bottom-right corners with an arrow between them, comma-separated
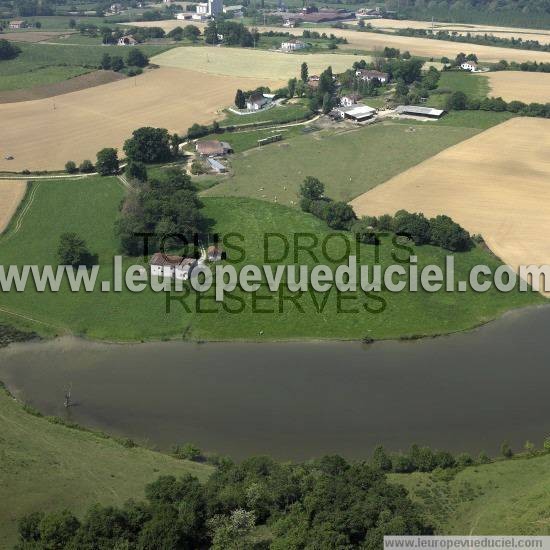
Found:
355,69 -> 389,84
336,104 -> 377,122
281,38 -> 307,51
9,20 -> 26,29
149,253 -> 197,281
460,60 -> 478,72
196,140 -> 232,156
207,245 -> 224,261
395,105 -> 446,119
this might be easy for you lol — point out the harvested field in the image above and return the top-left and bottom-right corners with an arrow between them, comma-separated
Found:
0,31 -> 74,43
484,71 -> 550,103
351,117 -> 550,286
350,18 -> 550,44
0,67 -> 276,172
0,70 -> 126,104
257,25 -> 550,63
0,180 -> 26,234
152,46 -> 371,80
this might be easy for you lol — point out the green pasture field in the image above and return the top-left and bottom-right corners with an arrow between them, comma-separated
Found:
0,42 -> 175,90
392,452 -> 550,535
0,385 -> 211,547
0,177 -> 541,342
427,70 -> 491,108
204,120 -> 481,204
221,100 -> 313,126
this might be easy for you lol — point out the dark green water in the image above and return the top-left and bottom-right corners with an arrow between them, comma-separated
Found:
1,305 -> 549,460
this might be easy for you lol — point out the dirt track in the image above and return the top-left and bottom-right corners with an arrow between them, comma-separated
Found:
0,66 -> 276,172
351,117 -> 550,288
0,180 -> 26,234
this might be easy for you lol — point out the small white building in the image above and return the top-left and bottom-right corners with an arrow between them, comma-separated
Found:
118,35 -> 137,46
150,253 -> 197,281
355,69 -> 389,84
460,60 -> 478,72
281,38 -> 307,51
340,93 -> 361,107
9,20 -> 26,29
207,245 -> 224,261
246,92 -> 268,111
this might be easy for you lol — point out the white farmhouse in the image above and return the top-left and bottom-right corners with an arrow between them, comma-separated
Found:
460,60 -> 478,72
340,93 -> 361,107
281,38 -> 307,51
150,253 -> 197,281
246,92 -> 268,111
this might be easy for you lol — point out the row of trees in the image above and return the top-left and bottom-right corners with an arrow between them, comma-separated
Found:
446,90 -> 550,118
299,177 -> 472,252
203,19 -> 259,47
65,148 -> 119,176
99,48 -> 148,73
397,27 -> 550,53
17,454 -> 431,549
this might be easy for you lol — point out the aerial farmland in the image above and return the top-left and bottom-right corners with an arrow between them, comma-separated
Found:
2,2 -> 550,547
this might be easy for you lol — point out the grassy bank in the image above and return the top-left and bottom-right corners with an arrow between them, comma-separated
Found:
0,177 -> 541,341
392,451 -> 550,535
0,384 -> 211,547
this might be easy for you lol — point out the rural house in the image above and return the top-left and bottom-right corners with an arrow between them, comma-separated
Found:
395,105 -> 446,119
246,92 -> 268,111
149,253 -> 197,281
207,245 -> 224,261
460,60 -> 478,72
9,20 -> 27,29
355,69 -> 389,84
196,140 -> 232,156
281,38 -> 307,51
118,35 -> 137,46
223,4 -> 243,16
340,93 -> 361,107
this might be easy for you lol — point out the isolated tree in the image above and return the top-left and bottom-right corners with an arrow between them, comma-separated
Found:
0,39 -> 20,60
167,26 -> 184,41
234,89 -> 246,109
57,233 -> 90,267
182,24 -> 201,41
96,148 -> 119,175
204,19 -> 218,44
127,48 -> 149,67
124,127 -> 172,163
79,159 -> 95,173
125,160 -> 147,182
100,53 -> 111,70
300,176 -> 324,201
500,441 -> 513,459
300,61 -> 308,82
446,90 -> 467,111
321,91 -> 333,114
65,160 -> 77,174
110,55 -> 125,72
287,77 -> 297,98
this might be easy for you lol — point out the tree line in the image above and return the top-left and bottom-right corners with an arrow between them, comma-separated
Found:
299,177 -> 473,252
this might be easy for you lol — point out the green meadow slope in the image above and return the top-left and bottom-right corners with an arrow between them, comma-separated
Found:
0,386 -> 212,548
392,453 -> 550,535
0,176 -> 542,341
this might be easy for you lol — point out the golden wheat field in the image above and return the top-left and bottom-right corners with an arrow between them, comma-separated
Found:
351,18 -> 550,44
256,25 -> 550,63
484,71 -> 550,103
351,117 -> 550,282
0,67 -> 275,172
0,181 -> 26,233
152,46 -> 371,80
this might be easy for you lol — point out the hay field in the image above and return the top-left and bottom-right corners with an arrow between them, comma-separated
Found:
351,117 -> 550,282
0,67 -> 275,172
258,25 -> 550,63
351,18 -> 550,44
152,46 -> 370,80
0,31 -> 72,43
484,71 -> 550,103
0,180 -> 26,233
